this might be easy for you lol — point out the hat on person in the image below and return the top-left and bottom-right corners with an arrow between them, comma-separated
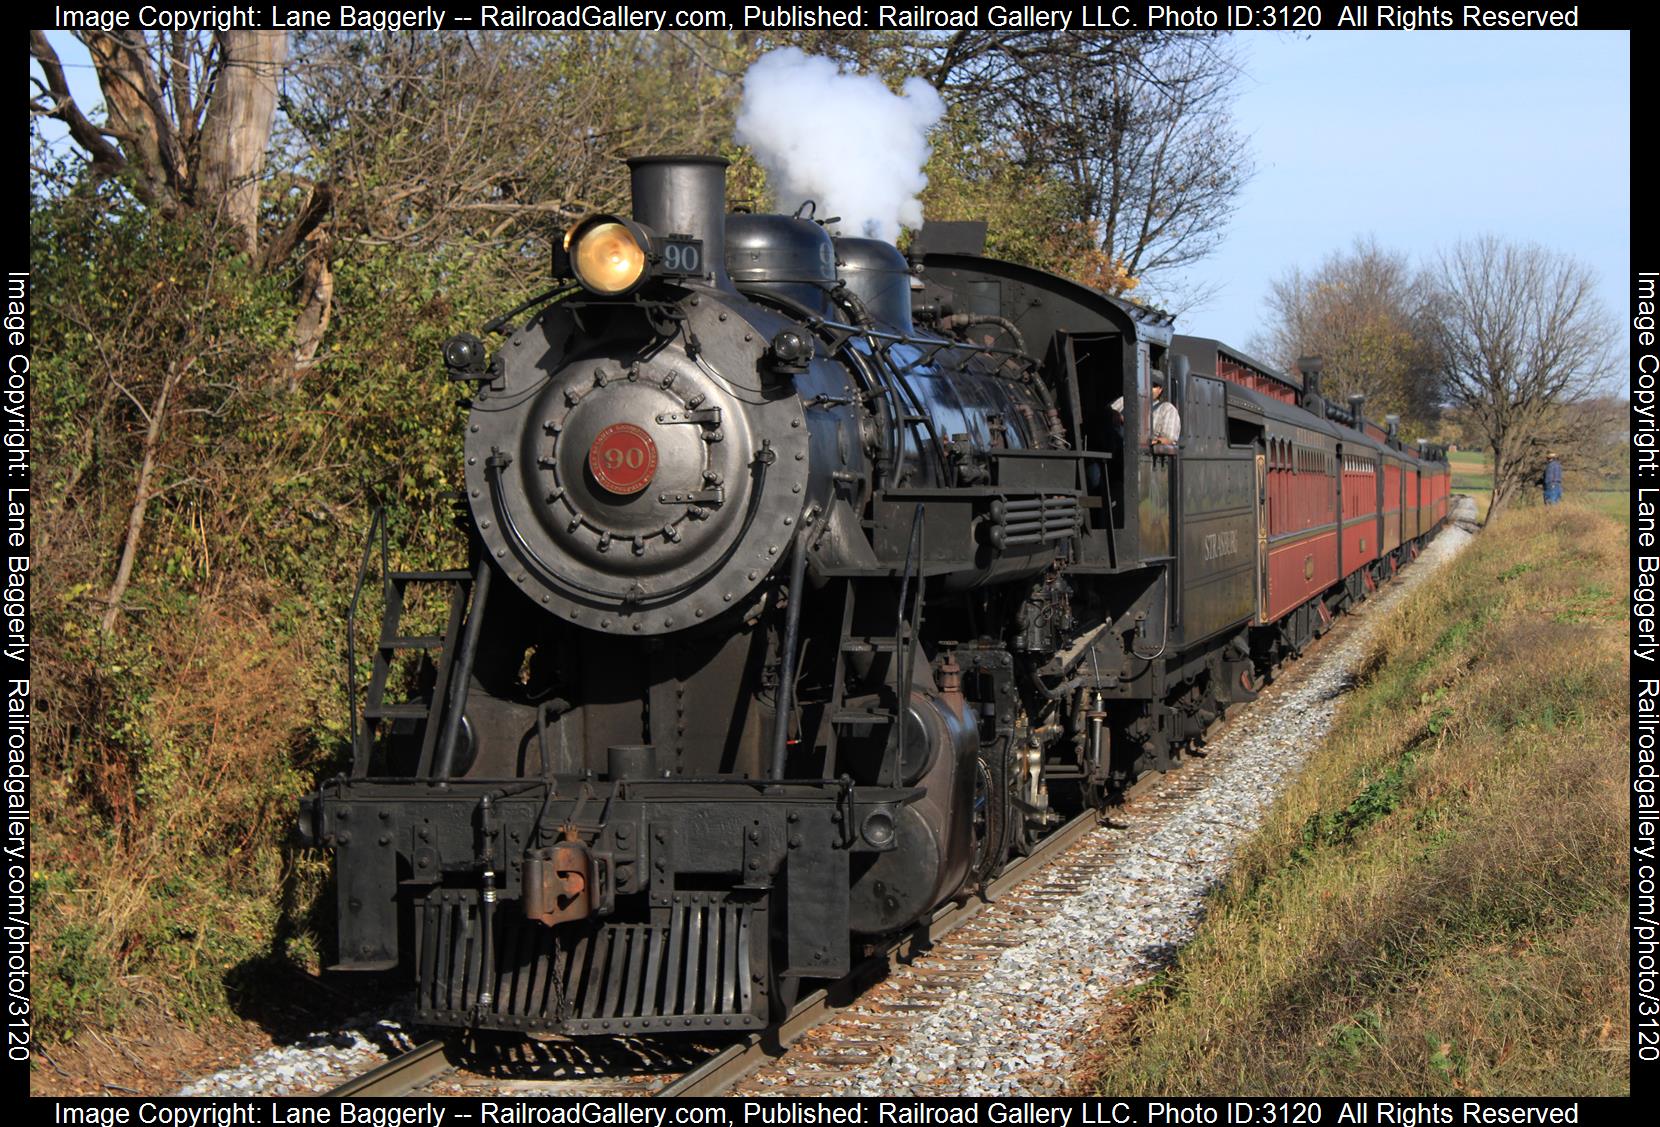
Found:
1151,370 -> 1167,388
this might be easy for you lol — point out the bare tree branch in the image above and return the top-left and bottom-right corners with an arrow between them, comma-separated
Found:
29,30 -> 130,179
101,359 -> 185,633
258,180 -> 334,271
1429,236 -> 1613,521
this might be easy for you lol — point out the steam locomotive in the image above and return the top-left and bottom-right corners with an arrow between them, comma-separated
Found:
297,155 -> 1450,1036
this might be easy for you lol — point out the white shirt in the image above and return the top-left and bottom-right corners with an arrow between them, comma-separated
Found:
1152,400 -> 1181,443
1110,396 -> 1182,444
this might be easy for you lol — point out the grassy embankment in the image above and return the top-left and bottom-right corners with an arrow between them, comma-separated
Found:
1083,498 -> 1629,1095
1448,448 -> 1626,524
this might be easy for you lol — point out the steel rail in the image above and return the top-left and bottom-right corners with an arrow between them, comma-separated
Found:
324,1038 -> 456,1098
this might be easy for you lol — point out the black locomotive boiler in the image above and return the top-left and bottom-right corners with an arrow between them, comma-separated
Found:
297,155 -> 1450,1036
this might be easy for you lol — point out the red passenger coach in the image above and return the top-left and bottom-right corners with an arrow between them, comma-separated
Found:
1341,452 -> 1379,569
1172,339 -> 1451,652
1263,429 -> 1340,622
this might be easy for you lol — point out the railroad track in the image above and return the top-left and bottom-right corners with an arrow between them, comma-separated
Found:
321,804 -> 1115,1099
320,774 -> 1186,1099
324,1038 -> 456,1097
322,567 -> 1408,1100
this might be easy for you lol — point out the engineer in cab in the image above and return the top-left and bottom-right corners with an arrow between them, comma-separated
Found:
1111,369 -> 1181,451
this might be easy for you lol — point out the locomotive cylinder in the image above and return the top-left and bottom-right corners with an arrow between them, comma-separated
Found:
847,688 -> 979,934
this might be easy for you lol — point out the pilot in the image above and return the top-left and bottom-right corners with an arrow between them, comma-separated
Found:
1110,371 -> 1181,447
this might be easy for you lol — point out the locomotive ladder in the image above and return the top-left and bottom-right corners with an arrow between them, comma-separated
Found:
347,509 -> 473,778
822,506 -> 927,784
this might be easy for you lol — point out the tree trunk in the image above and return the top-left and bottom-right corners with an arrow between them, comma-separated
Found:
288,249 -> 334,390
101,363 -> 183,634
195,31 -> 287,252
81,31 -> 186,211
1486,438 -> 1523,524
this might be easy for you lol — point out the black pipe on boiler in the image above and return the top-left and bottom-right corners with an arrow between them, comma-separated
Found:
769,534 -> 810,781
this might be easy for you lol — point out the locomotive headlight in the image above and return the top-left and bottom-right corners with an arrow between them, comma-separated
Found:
568,216 -> 649,295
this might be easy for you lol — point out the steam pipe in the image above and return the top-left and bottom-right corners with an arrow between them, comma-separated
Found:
769,534 -> 810,781
432,557 -> 492,781
937,312 -> 1027,354
938,313 -> 1066,449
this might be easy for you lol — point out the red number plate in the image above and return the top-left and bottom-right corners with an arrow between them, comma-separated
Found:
588,423 -> 658,495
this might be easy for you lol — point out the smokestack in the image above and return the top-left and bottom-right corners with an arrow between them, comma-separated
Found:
628,155 -> 731,289
1347,393 -> 1365,429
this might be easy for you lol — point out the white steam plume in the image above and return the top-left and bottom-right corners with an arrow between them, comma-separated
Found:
734,49 -> 946,245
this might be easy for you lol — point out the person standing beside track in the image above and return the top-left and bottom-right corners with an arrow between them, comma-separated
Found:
1541,451 -> 1563,506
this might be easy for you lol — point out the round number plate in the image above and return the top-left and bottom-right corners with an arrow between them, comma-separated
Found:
588,423 -> 658,495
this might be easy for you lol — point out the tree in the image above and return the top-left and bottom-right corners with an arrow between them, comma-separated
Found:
1258,238 -> 1443,432
1428,236 -> 1613,521
31,30 -> 289,252
31,30 -> 302,632
917,107 -> 1112,282
763,31 -> 1251,301
927,33 -> 1251,302
284,33 -> 754,265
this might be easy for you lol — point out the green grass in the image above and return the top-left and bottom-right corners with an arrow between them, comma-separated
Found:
1445,449 -> 1492,520
1443,449 -> 1624,525
1081,499 -> 1630,1096
1580,491 -> 1629,523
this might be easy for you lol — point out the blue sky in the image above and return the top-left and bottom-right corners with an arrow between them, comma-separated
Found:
34,29 -> 1631,359
1163,30 -> 1631,356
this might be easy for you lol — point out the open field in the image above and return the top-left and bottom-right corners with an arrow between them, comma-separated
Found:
1446,449 -> 1625,524
1080,499 -> 1629,1096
